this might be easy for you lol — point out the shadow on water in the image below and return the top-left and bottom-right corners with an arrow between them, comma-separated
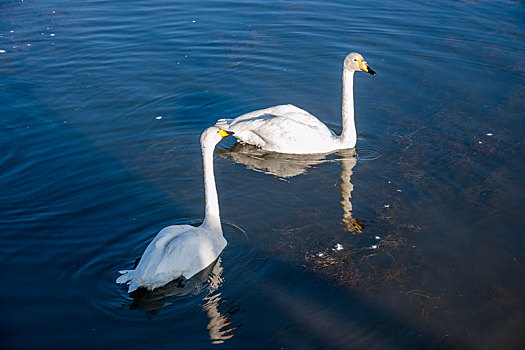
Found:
224,255 -> 469,349
267,254 -> 483,349
124,249 -> 465,349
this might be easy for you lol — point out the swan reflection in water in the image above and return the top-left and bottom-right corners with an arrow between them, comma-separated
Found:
217,142 -> 328,178
218,143 -> 363,232
338,149 -> 364,233
129,257 -> 238,344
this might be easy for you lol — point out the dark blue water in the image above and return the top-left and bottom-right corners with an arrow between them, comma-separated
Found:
1,0 -> 524,349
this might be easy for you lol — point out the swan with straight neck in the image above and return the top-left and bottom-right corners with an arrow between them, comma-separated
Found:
215,52 -> 375,154
116,127 -> 230,293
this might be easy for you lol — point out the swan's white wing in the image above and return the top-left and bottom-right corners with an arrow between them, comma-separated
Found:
153,224 -> 193,248
219,105 -> 336,153
155,228 -> 223,279
124,225 -> 226,292
227,104 -> 332,129
121,225 -> 195,291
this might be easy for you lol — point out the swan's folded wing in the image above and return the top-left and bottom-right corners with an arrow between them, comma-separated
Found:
155,229 -> 200,275
240,116 -> 334,151
232,105 -> 334,138
124,226 -> 195,288
266,104 -> 327,127
155,229 -> 223,279
154,224 -> 194,248
125,224 -> 194,283
232,104 -> 326,128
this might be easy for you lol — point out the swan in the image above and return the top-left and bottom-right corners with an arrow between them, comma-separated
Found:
215,52 -> 375,154
116,126 -> 231,293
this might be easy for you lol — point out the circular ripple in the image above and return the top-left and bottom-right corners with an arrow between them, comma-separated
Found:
356,144 -> 384,161
72,220 -> 256,322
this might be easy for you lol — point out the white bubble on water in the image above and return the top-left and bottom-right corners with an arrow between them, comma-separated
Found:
333,243 -> 343,251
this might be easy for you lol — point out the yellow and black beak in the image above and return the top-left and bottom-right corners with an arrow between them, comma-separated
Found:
358,60 -> 376,75
218,129 -> 230,138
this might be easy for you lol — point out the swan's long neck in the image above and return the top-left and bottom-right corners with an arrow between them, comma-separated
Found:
201,143 -> 221,230
339,69 -> 357,148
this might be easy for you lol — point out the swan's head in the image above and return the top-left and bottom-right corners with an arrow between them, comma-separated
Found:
201,126 -> 231,148
344,52 -> 376,75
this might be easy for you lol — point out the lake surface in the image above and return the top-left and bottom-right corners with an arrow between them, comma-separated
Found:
1,0 -> 524,348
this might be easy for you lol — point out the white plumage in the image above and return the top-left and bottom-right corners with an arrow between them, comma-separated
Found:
117,127 -> 230,293
215,52 -> 375,154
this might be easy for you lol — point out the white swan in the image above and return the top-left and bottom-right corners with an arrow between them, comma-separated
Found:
215,52 -> 375,154
117,127 -> 231,293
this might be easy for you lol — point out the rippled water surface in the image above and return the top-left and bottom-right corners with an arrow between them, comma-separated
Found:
1,0 -> 524,349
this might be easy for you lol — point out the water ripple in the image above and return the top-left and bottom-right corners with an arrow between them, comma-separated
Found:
356,144 -> 383,161
74,221 -> 256,322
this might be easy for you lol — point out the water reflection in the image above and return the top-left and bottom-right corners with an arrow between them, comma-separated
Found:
219,143 -> 363,232
129,258 -> 238,344
201,291 -> 238,344
338,149 -> 364,233
217,142 -> 329,179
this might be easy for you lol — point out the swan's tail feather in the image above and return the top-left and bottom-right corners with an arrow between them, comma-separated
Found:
116,269 -> 174,293
116,269 -> 133,284
116,270 -> 141,293
127,282 -> 140,293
